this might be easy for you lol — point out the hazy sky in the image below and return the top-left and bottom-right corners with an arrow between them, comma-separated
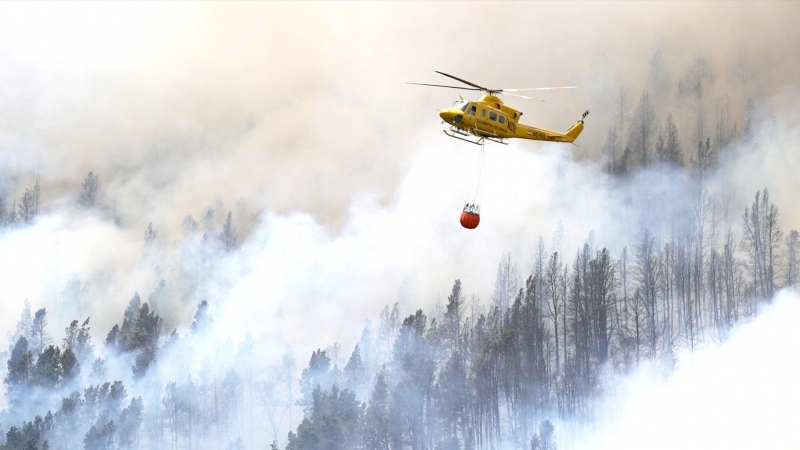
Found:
2,2 -> 798,219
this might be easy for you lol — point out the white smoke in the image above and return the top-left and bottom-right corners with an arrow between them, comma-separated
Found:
560,289 -> 800,450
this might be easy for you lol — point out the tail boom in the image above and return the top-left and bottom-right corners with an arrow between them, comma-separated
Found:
515,110 -> 589,143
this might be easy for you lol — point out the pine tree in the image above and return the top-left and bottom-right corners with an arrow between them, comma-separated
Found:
121,294 -> 142,347
434,352 -> 467,445
7,199 -> 18,225
442,279 -> 464,352
531,420 -> 557,450
64,320 -> 81,352
603,126 -> 620,169
76,318 -> 93,361
83,421 -> 116,450
31,308 -> 50,356
220,211 -> 236,251
4,416 -> 49,450
143,222 -> 157,252
297,350 -> 332,416
742,189 -> 782,300
628,90 -> 657,167
785,230 -> 799,288
287,385 -> 362,450
0,195 -> 7,227
104,325 -> 120,350
182,215 -> 199,235
18,187 -> 36,224
343,344 -> 365,395
364,368 -> 391,450
61,347 -> 79,384
117,397 -> 143,449
531,433 -> 542,450
5,337 -> 33,407
656,113 -> 683,165
191,300 -> 212,335
8,300 -> 34,349
33,345 -> 62,388
102,299 -> 162,378
33,175 -> 41,217
91,357 -> 107,381
79,171 -> 102,209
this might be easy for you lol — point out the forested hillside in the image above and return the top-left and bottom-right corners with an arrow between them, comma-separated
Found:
2,142 -> 797,449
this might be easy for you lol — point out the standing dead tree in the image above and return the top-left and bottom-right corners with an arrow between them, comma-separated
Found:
741,189 -> 782,301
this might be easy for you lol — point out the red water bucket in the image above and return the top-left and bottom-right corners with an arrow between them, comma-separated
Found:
460,211 -> 480,229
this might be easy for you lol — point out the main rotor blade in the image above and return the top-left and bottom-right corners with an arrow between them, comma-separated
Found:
407,83 -> 482,91
500,92 -> 545,102
434,71 -> 487,90
502,86 -> 577,92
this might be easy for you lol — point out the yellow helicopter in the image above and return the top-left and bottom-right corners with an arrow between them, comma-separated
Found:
410,71 -> 589,145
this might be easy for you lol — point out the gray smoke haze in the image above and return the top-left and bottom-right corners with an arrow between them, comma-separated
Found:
0,1 -> 799,448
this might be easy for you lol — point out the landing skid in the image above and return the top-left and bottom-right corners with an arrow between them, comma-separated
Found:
443,127 -> 507,145
444,129 -> 483,145
482,136 -> 508,145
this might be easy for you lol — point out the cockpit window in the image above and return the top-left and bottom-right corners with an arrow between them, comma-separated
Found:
453,101 -> 469,112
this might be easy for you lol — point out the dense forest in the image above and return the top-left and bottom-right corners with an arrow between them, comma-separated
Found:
1,38 -> 798,450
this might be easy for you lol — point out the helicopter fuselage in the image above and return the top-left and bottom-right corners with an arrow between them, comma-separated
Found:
439,95 -> 584,144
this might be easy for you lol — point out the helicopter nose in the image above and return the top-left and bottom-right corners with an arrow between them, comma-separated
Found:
439,109 -> 463,124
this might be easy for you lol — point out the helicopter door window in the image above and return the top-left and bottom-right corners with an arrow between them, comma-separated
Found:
469,105 -> 476,116
489,111 -> 497,121
499,115 -> 506,124
481,109 -> 486,118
